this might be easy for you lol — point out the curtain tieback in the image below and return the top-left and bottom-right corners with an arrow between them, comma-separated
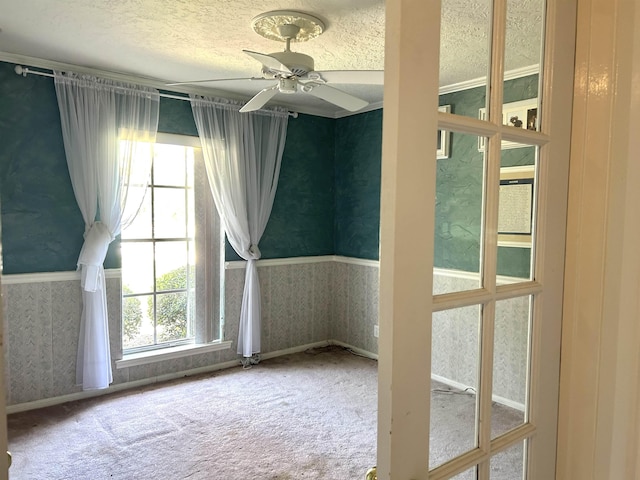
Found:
78,221 -> 114,292
247,244 -> 261,260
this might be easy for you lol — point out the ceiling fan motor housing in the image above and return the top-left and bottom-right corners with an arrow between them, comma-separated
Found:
267,50 -> 314,77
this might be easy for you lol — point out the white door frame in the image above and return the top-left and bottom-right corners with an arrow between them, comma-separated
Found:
557,0 -> 640,478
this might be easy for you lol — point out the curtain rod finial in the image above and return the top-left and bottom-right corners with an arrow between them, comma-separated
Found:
14,65 -> 26,77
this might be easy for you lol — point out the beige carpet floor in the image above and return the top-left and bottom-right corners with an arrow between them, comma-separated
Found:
7,346 -> 523,480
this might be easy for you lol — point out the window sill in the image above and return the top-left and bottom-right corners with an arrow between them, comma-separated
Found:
116,341 -> 233,369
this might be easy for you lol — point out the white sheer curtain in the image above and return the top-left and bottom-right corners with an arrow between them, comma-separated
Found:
190,96 -> 288,358
55,72 -> 159,390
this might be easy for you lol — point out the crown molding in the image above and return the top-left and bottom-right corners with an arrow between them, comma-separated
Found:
438,64 -> 540,95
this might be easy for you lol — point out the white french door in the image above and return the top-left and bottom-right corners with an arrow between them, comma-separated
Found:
377,1 -> 576,479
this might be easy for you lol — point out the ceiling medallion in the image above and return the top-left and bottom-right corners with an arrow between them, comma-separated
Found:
251,10 -> 326,43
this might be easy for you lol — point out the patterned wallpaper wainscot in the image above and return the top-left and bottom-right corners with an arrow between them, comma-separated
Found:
2,257 -> 378,410
2,258 -> 526,412
2,271 -> 240,408
431,269 -> 529,410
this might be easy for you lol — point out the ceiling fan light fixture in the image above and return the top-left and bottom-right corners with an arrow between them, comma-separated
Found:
278,77 -> 297,94
251,10 -> 325,43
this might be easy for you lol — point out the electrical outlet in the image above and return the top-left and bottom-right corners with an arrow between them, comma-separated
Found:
373,325 -> 379,338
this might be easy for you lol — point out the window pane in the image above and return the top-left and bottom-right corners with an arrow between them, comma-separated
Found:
121,187 -> 152,239
490,440 -> 526,479
122,294 -> 154,349
154,187 -> 187,238
186,147 -> 195,186
440,0 -> 491,119
156,291 -> 189,343
155,241 -> 188,290
122,140 -> 214,353
434,133 -> 486,294
430,305 -> 481,469
154,144 -> 186,186
492,296 -> 531,439
121,242 -> 154,293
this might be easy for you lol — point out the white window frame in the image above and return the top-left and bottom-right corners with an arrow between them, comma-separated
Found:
117,133 -> 230,368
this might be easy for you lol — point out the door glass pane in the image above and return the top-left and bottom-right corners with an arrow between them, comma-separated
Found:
497,145 -> 537,284
430,305 -> 481,468
492,296 -> 532,439
490,440 -> 526,479
440,0 -> 492,119
503,0 -> 545,129
434,132 -> 487,294
451,466 -> 477,479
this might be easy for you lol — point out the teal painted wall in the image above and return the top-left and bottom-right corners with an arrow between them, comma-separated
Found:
437,75 -> 538,277
225,113 -> 336,261
157,100 -> 337,262
0,58 -> 538,277
0,63 -> 203,274
157,92 -> 199,137
334,110 -> 382,260
0,62 -> 84,274
259,114 -> 335,258
0,62 -> 335,273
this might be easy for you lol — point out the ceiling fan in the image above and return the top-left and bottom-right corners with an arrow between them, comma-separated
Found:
169,11 -> 383,113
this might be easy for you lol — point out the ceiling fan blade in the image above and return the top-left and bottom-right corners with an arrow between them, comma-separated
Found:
166,77 -> 272,86
243,50 -> 292,75
239,85 -> 279,113
306,70 -> 384,85
303,83 -> 369,112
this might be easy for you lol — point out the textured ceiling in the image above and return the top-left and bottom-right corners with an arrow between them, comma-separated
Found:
0,0 -> 544,117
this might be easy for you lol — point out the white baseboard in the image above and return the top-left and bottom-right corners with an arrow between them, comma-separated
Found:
431,373 -> 525,412
7,340 -> 376,414
257,341 -> 330,361
7,357 -> 241,414
12,343 -> 527,416
330,340 -> 379,360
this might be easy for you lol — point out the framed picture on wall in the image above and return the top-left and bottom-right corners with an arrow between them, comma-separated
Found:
498,165 -> 535,248
478,98 -> 538,151
437,105 -> 451,159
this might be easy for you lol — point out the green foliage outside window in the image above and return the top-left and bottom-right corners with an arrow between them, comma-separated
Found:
122,285 -> 142,343
147,266 -> 194,343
